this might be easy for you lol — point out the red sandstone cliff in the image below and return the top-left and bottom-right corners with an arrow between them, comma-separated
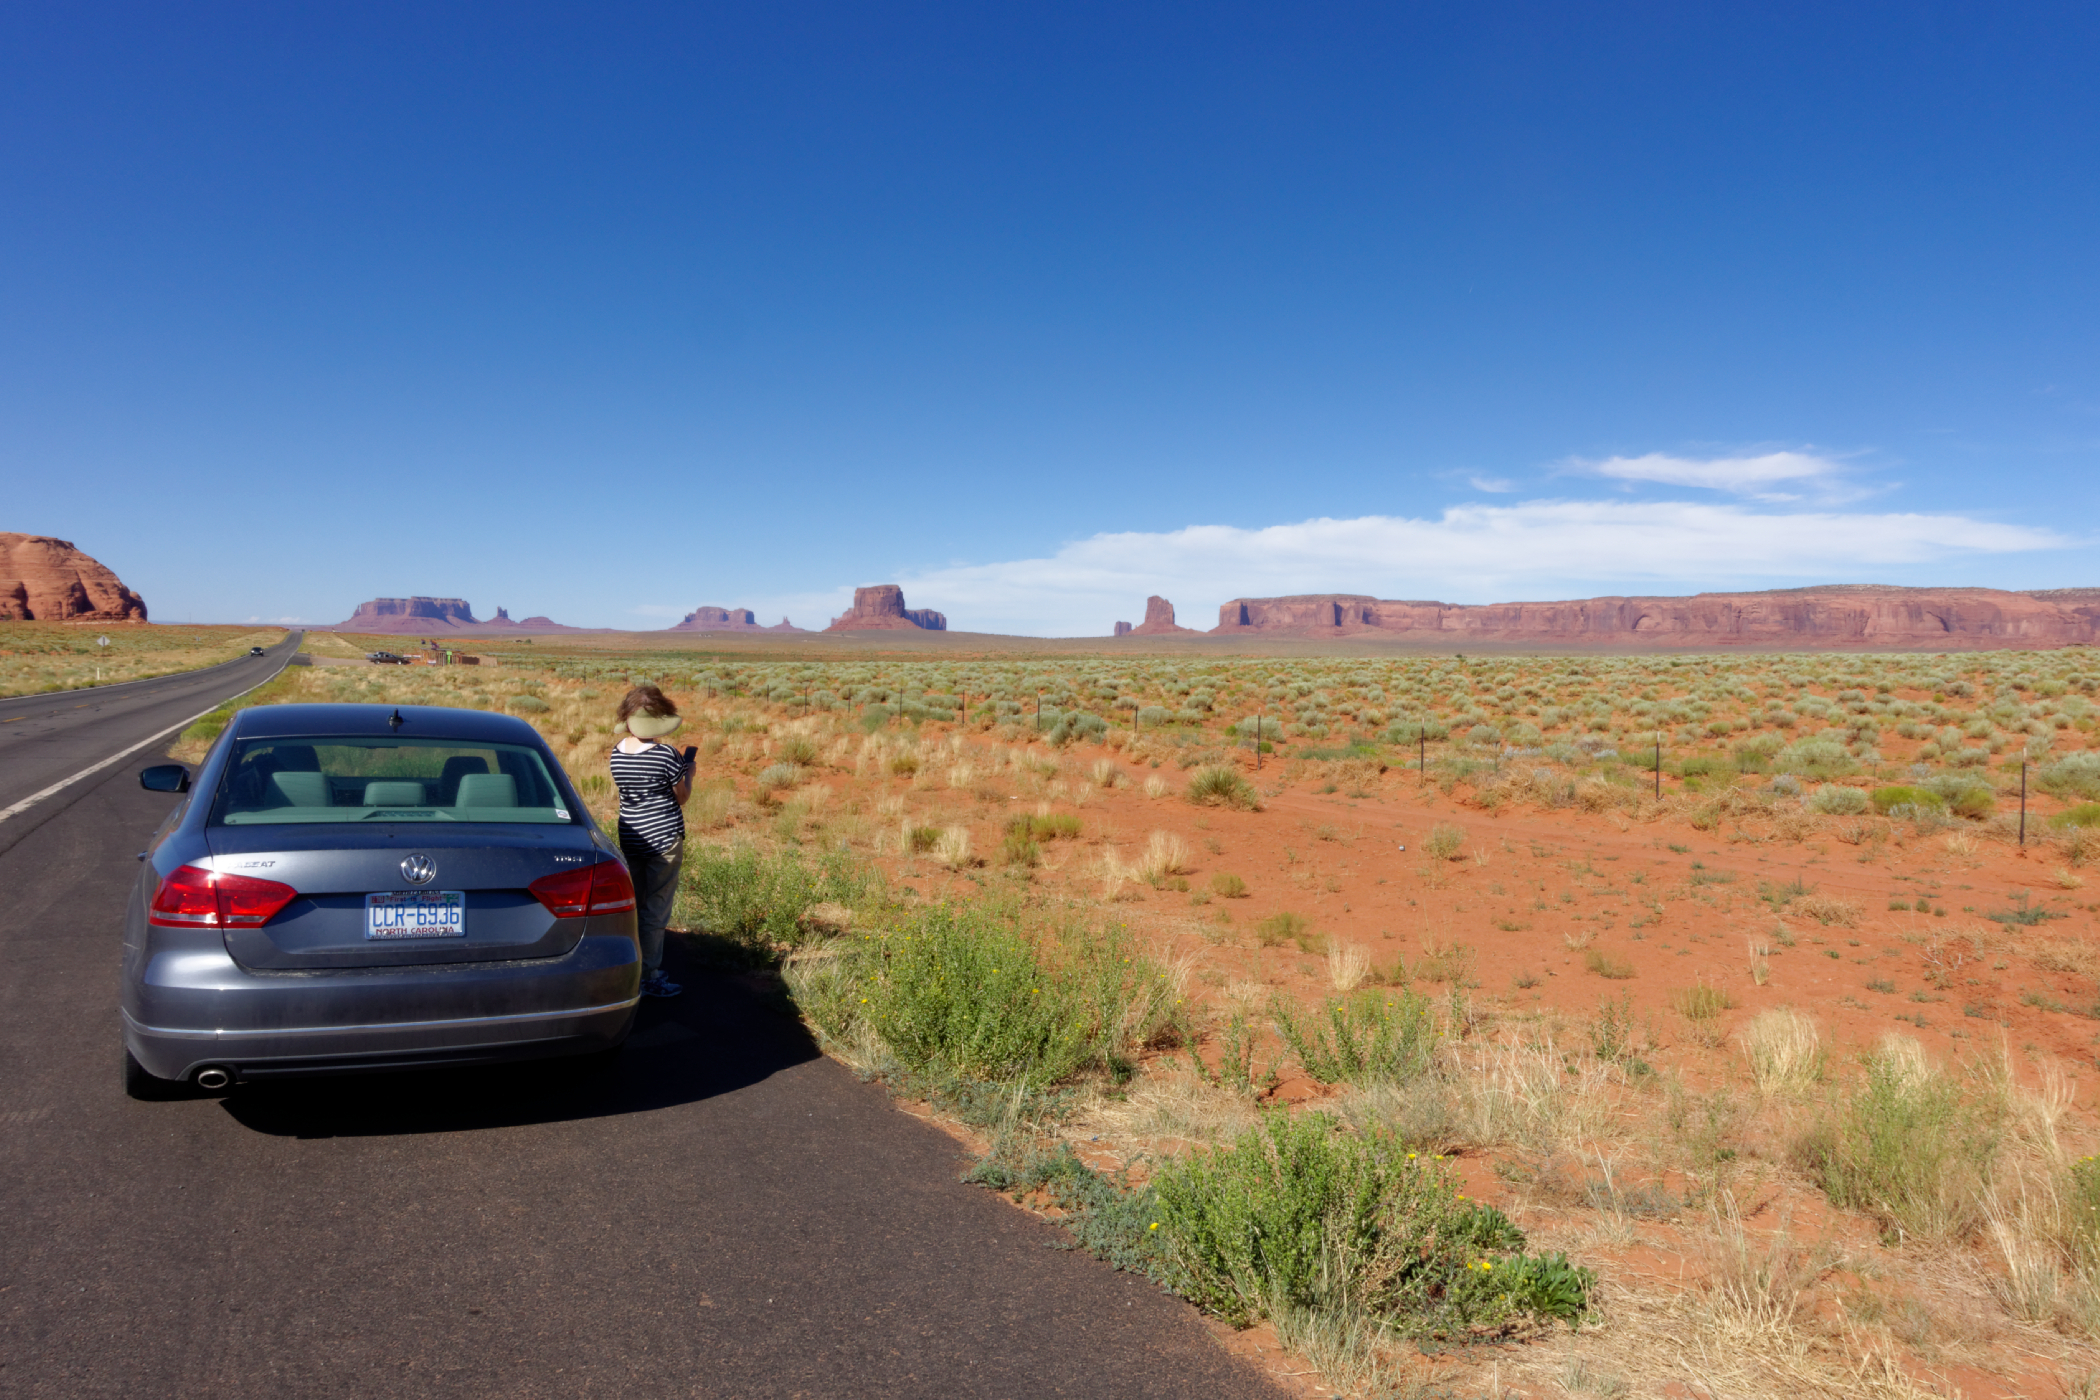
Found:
0,534 -> 148,622
1210,587 -> 2100,648
826,585 -> 947,632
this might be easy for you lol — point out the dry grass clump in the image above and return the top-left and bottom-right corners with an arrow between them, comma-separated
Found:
1326,943 -> 1371,992
1137,830 -> 1191,882
1142,774 -> 1171,799
1742,1008 -> 1820,1095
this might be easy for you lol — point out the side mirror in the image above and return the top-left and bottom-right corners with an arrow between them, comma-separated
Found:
140,765 -> 191,794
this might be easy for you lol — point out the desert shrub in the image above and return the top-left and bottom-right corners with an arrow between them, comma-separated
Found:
1922,772 -> 1997,819
1799,1036 -> 2002,1242
1210,872 -> 1249,898
1186,765 -> 1261,810
1423,823 -> 1465,860
1152,1113 -> 1591,1336
1582,949 -> 1635,980
1776,737 -> 1855,779
1870,785 -> 1943,815
1018,812 -> 1082,841
820,905 -> 1177,1087
908,824 -> 941,852
677,843 -> 873,952
887,752 -> 920,776
1808,784 -> 1869,815
2054,802 -> 2100,829
1272,990 -> 1436,1087
2038,754 -> 2100,801
774,735 -> 820,765
1671,982 -> 1736,1023
1001,824 -> 1041,867
508,694 -> 551,713
756,761 -> 805,791
932,826 -> 975,868
1137,830 -> 1191,882
1255,911 -> 1309,947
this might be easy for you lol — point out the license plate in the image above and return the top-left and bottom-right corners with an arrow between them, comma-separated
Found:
365,890 -> 466,939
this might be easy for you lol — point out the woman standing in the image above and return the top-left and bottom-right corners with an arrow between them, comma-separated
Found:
610,683 -> 692,998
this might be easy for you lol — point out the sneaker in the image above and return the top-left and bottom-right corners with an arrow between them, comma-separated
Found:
640,970 -> 683,999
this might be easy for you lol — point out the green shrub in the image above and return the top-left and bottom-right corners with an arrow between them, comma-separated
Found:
1272,990 -> 1436,1087
1776,737 -> 1855,779
508,694 -> 551,713
888,752 -> 920,776
1210,872 -> 1248,898
1808,784 -> 1869,815
1001,826 -> 1041,867
1186,765 -> 1261,810
909,825 -> 940,852
1582,949 -> 1636,980
1870,785 -> 1944,815
677,843 -> 872,952
824,906 -> 1178,1087
776,735 -> 820,765
1799,1041 -> 2001,1242
1152,1113 -> 1591,1336
2038,754 -> 2100,801
1423,822 -> 1465,860
2054,802 -> 2100,829
1922,773 -> 1996,819
1254,910 -> 1309,947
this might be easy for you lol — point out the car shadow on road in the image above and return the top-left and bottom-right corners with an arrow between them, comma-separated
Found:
220,948 -> 819,1139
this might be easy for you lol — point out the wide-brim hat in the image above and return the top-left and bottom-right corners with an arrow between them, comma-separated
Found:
625,712 -> 682,739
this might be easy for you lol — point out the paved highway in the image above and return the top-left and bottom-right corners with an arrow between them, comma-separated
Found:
0,632 -> 303,855
0,653 -> 1280,1398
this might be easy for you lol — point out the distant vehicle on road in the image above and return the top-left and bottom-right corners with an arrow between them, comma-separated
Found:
365,651 -> 410,664
123,703 -> 638,1098
249,646 -> 265,656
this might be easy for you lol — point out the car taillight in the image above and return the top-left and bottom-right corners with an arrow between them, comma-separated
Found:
587,860 -> 636,914
528,860 -> 636,918
148,864 -> 299,928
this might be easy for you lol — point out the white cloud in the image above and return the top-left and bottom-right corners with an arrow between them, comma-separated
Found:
787,501 -> 2074,637
1580,450 -> 1855,501
1468,475 -> 1516,493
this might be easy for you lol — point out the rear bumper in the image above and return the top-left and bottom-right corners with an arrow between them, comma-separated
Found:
123,932 -> 640,1082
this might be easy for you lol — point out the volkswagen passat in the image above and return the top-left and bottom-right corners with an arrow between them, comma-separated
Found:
123,704 -> 640,1098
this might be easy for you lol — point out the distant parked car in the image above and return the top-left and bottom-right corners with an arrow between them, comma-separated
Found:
249,646 -> 266,656
122,703 -> 639,1098
365,651 -> 410,664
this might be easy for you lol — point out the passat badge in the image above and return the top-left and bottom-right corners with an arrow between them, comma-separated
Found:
400,854 -> 437,886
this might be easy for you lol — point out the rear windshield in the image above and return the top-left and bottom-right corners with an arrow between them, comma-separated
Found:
211,736 -> 575,825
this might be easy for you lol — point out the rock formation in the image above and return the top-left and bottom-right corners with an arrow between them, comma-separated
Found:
1114,620 -> 1133,636
0,534 -> 149,622
1128,595 -> 1198,637
326,598 -> 591,633
669,606 -> 806,633
1209,586 -> 2100,649
826,585 -> 947,632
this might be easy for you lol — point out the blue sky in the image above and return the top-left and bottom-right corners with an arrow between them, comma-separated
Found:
3,3 -> 2096,635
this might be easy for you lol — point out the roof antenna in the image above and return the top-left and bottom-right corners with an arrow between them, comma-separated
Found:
389,708 -> 405,731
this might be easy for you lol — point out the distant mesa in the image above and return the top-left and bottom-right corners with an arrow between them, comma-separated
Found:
827,585 -> 947,632
325,598 -> 591,633
1208,587 -> 2100,648
669,606 -> 805,633
1124,595 -> 1197,637
0,533 -> 149,622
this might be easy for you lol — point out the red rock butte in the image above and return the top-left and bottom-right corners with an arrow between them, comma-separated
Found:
670,606 -> 804,633
324,598 -> 591,634
1206,586 -> 2100,648
1122,595 -> 1198,637
0,533 -> 148,622
826,585 -> 947,632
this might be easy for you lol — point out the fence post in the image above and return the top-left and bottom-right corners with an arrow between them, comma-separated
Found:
1655,739 -> 1661,801
2021,760 -> 2028,846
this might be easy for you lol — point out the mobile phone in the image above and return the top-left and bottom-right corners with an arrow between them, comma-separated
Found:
681,745 -> 698,766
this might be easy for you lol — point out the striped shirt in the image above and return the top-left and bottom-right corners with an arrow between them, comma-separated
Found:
609,740 -> 687,857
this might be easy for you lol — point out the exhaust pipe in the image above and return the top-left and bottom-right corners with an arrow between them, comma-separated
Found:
194,1066 -> 233,1091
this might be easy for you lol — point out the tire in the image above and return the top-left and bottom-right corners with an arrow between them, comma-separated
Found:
122,1047 -> 188,1101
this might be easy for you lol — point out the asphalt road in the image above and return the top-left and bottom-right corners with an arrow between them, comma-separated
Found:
0,659 -> 1282,1398
0,633 -> 303,854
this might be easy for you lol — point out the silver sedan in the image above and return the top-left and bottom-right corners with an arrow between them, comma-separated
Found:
123,703 -> 640,1097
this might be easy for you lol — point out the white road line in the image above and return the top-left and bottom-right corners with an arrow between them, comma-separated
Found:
0,658 -> 289,826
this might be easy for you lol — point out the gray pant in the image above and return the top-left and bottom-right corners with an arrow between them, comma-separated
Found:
626,844 -> 683,974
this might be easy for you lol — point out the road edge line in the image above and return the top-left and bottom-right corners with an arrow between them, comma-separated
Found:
0,642 -> 297,827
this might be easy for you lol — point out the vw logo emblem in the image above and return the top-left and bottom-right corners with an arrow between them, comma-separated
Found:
400,854 -> 437,886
